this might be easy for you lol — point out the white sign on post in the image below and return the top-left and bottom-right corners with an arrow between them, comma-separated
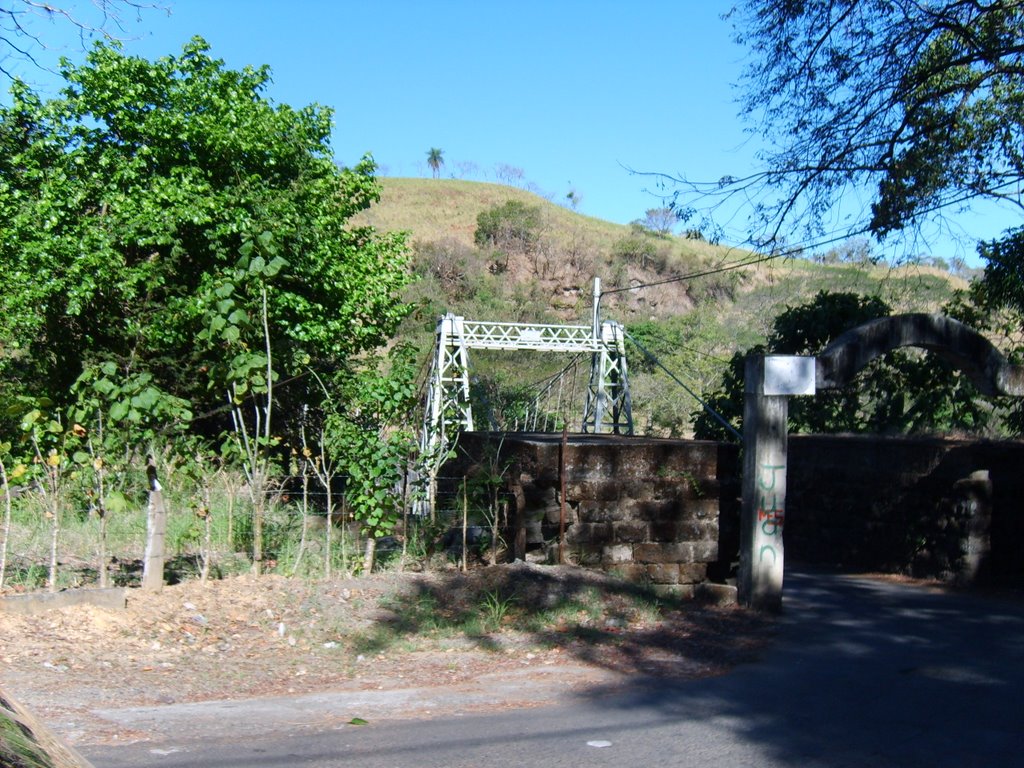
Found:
763,355 -> 816,396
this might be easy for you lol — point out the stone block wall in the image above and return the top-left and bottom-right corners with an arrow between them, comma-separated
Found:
441,432 -> 1024,590
441,433 -> 739,590
786,435 -> 1024,584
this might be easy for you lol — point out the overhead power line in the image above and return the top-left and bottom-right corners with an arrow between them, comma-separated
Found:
601,223 -> 882,298
604,174 -> 1024,300
622,329 -> 741,442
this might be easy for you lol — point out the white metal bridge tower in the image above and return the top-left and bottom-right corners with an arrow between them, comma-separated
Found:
419,279 -> 632,511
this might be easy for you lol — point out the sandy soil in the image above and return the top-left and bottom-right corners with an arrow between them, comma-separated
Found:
0,562 -> 773,747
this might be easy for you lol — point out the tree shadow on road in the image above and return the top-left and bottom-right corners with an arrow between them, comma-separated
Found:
561,567 -> 1024,767
349,561 -> 775,679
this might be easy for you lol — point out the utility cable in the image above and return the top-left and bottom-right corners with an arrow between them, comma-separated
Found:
601,223 -> 874,297
603,175 -> 1024,299
623,328 -> 742,442
628,326 -> 734,365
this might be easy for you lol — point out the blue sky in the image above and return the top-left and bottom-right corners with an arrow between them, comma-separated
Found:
3,0 -> 1011,265
3,2 -> 754,229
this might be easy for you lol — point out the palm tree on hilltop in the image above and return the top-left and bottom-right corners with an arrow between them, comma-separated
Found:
427,147 -> 444,179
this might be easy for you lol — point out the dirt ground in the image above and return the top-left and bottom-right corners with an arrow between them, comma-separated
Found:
0,562 -> 774,747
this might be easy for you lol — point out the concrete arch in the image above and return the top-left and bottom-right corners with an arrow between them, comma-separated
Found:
741,313 -> 1024,610
815,313 -> 1024,397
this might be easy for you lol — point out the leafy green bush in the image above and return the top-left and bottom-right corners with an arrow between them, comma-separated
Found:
611,232 -> 660,269
474,201 -> 543,255
693,291 -> 997,440
0,37 -> 410,446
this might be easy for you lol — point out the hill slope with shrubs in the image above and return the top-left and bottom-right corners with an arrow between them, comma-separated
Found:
359,178 -> 967,436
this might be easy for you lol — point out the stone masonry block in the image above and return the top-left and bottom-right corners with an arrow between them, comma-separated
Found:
694,583 -> 738,606
543,503 -> 574,525
661,442 -> 717,471
565,522 -> 612,545
651,520 -> 716,544
606,563 -> 647,583
647,563 -> 680,584
565,479 -> 621,502
565,544 -> 603,567
682,498 -> 720,521
567,447 -> 617,477
649,520 -> 678,542
633,500 -> 682,523
633,542 -> 692,564
623,480 -> 659,502
612,520 -> 650,544
656,519 -> 718,543
678,563 -> 708,584
574,503 -> 629,523
601,544 -> 634,564
691,540 -> 720,563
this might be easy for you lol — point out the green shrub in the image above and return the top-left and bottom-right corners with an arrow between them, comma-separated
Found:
474,201 -> 543,255
611,232 -> 658,269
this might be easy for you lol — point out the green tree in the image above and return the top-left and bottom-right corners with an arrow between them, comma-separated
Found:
637,207 -> 677,237
0,38 -> 410,438
816,238 -> 877,267
626,315 -> 734,436
694,291 -> 991,439
612,227 -> 664,271
427,147 -> 444,178
324,344 -> 420,571
958,229 -> 1024,430
67,361 -> 192,585
665,2 -> 1024,251
975,228 -> 1024,320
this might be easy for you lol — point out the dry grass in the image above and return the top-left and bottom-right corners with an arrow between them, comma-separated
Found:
0,563 -> 775,747
357,177 -> 735,266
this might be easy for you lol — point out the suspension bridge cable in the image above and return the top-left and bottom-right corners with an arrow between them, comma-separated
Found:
622,329 -> 742,442
524,354 -> 585,431
628,327 -> 734,365
522,353 -> 587,392
641,346 -> 717,396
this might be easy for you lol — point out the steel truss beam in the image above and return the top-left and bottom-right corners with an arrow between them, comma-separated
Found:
419,312 -> 632,513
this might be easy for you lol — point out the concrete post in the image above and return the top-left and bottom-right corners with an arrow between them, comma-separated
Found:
142,457 -> 166,592
739,355 -> 788,611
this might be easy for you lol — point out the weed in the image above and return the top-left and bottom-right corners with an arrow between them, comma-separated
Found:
480,589 -> 515,632
629,595 -> 665,625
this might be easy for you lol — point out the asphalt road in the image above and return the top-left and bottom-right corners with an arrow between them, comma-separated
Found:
83,568 -> 1024,767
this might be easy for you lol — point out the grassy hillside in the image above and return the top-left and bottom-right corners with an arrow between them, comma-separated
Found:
359,177 -> 967,436
358,177 -> 729,262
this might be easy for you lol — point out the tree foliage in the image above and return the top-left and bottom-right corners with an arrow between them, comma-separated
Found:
322,344 -> 421,539
626,315 -> 734,436
474,200 -> 543,256
694,291 -> 993,439
612,229 -> 660,269
0,37 -> 410,437
636,207 -> 677,237
664,1 -> 1024,442
426,147 -> 444,178
956,227 -> 1024,428
667,1 -> 1024,250
975,226 -> 1024,320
